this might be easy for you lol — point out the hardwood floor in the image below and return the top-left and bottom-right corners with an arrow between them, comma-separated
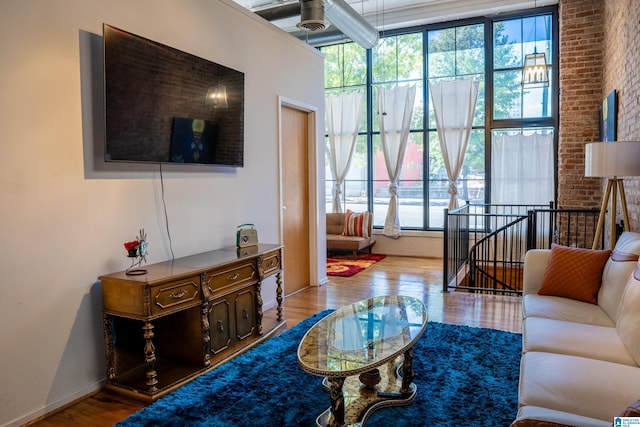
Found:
27,255 -> 522,426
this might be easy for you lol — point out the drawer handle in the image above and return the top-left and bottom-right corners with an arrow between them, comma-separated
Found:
217,320 -> 224,332
168,289 -> 188,299
242,309 -> 249,320
226,272 -> 240,281
266,260 -> 275,267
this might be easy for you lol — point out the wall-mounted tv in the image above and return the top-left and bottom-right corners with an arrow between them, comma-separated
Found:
104,24 -> 244,167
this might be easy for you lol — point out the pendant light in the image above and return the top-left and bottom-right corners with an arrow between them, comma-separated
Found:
205,84 -> 228,109
522,2 -> 549,88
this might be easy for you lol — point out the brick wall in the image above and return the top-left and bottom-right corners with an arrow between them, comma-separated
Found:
557,0 -> 604,209
559,0 -> 640,242
602,0 -> 640,231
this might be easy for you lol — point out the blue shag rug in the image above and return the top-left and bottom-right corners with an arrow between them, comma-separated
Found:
117,310 -> 522,426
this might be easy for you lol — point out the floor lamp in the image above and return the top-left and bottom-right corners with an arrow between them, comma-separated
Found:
585,141 -> 640,249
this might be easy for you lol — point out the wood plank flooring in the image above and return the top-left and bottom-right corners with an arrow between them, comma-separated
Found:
26,256 -> 522,427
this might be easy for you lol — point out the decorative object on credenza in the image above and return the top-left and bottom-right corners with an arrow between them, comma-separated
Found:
585,141 -> 640,249
236,224 -> 258,248
124,228 -> 148,275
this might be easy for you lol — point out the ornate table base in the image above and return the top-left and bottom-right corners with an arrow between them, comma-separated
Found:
316,353 -> 417,427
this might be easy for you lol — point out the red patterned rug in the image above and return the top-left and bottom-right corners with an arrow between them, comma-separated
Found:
326,254 -> 387,277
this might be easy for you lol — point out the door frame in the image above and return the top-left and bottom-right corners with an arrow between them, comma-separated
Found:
277,96 -> 321,287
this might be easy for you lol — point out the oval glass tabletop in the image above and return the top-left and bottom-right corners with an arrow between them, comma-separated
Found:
297,295 -> 428,377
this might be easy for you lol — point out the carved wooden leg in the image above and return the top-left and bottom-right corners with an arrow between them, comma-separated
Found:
142,321 -> 158,392
256,281 -> 264,335
276,271 -> 283,321
201,301 -> 211,366
400,348 -> 414,395
327,377 -> 346,427
103,314 -> 116,381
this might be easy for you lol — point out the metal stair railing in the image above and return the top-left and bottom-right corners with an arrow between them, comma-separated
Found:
467,215 -> 528,295
443,203 -> 601,295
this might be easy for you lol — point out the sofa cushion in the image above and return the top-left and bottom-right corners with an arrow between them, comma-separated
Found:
619,400 -> 640,416
325,234 -> 373,252
343,210 -> 372,238
522,294 -> 615,326
518,352 -> 640,422
522,317 -> 635,365
599,231 -> 640,322
616,269 -> 640,366
512,406 -> 612,427
537,244 -> 611,304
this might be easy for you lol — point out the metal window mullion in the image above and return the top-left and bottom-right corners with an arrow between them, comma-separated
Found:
485,19 -> 494,206
366,43 -> 375,215
423,29 -> 430,230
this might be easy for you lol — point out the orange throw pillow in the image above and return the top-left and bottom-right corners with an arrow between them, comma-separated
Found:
537,244 -> 611,304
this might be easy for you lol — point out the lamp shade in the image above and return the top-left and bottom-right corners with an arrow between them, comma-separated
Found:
585,141 -> 640,177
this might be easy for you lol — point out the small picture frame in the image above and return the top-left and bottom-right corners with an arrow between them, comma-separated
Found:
599,90 -> 617,142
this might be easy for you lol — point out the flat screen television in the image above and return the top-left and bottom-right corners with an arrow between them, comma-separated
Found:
103,24 -> 244,167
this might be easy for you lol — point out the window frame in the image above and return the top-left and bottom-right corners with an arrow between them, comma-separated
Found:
321,6 -> 559,231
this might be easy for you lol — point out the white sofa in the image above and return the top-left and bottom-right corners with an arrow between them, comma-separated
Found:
512,231 -> 640,426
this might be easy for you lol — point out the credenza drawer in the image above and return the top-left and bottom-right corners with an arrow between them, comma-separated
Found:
260,250 -> 281,277
151,278 -> 201,315
204,262 -> 257,296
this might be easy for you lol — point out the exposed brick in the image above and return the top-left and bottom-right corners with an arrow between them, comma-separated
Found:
558,0 -> 640,242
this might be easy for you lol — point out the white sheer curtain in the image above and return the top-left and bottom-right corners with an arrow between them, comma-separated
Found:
429,79 -> 480,209
325,92 -> 365,213
491,132 -> 555,204
377,85 -> 416,238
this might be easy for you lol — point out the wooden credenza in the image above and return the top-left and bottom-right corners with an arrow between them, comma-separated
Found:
100,244 -> 284,402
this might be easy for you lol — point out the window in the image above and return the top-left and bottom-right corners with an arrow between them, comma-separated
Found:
323,43 -> 368,215
372,33 -> 424,228
428,24 -> 485,227
322,7 -> 557,231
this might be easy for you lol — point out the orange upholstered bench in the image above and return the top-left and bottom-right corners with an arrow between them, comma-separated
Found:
326,211 -> 375,258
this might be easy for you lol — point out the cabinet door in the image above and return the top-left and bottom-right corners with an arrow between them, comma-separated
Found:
235,287 -> 256,341
209,299 -> 232,355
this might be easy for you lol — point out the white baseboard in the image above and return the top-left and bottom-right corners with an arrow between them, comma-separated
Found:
3,380 -> 105,427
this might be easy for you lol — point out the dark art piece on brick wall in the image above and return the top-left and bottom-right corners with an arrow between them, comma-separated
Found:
600,89 -> 617,142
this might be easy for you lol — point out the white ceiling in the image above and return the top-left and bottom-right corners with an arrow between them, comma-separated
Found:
233,0 -> 558,34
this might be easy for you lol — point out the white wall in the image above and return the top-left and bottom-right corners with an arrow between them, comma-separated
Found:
373,232 -> 443,258
0,1 -> 325,425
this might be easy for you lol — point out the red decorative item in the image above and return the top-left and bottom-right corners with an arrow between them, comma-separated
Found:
124,240 -> 139,251
123,231 -> 148,275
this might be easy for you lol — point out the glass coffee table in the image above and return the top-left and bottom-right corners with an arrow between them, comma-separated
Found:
297,295 -> 428,427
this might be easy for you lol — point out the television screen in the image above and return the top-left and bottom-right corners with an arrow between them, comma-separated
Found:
104,24 -> 244,167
